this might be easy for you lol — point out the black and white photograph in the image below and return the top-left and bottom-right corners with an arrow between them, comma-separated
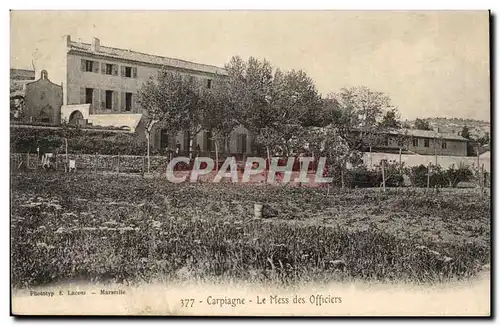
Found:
9,10 -> 491,316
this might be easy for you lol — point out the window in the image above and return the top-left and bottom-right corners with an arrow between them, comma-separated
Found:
85,60 -> 94,72
105,90 -> 113,110
125,92 -> 132,111
85,88 -> 93,104
424,138 -> 430,147
412,138 -> 419,147
207,79 -> 212,89
105,64 -> 113,75
442,140 -> 447,149
121,66 -> 136,78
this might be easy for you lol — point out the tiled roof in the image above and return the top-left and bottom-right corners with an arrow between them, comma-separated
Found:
68,41 -> 227,76
384,128 -> 470,141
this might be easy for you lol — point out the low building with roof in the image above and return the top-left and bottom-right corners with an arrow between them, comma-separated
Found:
354,128 -> 470,156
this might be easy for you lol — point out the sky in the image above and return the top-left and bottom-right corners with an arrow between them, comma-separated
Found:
10,10 -> 490,121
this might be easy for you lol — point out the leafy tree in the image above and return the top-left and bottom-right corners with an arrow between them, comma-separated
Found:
460,125 -> 471,139
137,69 -> 208,159
379,107 -> 402,129
224,56 -> 322,161
327,86 -> 392,152
445,163 -> 473,187
307,125 -> 355,189
200,75 -> 240,170
414,118 -> 432,131
478,132 -> 490,150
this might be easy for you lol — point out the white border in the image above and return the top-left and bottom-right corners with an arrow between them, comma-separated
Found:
2,2 -> 497,325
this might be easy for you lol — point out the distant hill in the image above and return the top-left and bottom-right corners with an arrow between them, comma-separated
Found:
405,117 -> 490,139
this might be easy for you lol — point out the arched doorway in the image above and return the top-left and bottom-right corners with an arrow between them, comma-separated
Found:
68,110 -> 84,125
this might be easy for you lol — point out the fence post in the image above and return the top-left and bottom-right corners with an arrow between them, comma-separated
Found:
65,138 -> 69,172
27,152 -> 30,170
427,163 -> 431,190
142,156 -> 145,177
381,160 -> 386,192
480,163 -> 485,196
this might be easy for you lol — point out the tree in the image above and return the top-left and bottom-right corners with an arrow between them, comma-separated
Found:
200,75 -> 240,171
414,118 -> 432,131
379,107 -> 402,129
327,86 -> 392,153
459,125 -> 479,157
307,125 -> 361,189
260,68 -> 321,157
460,125 -> 471,139
137,69 -> 208,161
394,129 -> 413,171
224,57 -> 322,165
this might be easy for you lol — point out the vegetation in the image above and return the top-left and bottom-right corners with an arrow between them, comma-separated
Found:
11,172 -> 490,288
408,163 -> 474,188
10,126 -> 155,156
414,118 -> 433,131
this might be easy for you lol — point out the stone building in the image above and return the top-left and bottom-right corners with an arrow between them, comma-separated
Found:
23,70 -> 63,125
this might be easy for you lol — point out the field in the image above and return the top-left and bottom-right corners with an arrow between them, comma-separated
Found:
10,171 -> 491,288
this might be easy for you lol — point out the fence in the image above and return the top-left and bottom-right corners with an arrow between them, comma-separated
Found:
10,152 -> 491,190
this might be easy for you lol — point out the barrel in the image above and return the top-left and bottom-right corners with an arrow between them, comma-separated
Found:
254,203 -> 263,218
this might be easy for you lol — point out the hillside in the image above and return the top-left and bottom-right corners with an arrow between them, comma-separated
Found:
406,117 -> 490,139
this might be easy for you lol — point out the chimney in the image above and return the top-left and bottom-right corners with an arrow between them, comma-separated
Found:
66,35 -> 71,47
91,37 -> 100,52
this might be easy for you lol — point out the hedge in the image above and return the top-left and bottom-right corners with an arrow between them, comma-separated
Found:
10,126 -> 156,156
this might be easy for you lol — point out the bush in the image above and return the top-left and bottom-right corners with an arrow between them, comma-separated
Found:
409,164 -> 448,188
445,163 -> 474,187
10,126 -> 158,156
342,160 -> 405,188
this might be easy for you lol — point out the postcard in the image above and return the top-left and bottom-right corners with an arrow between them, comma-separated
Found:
10,10 -> 491,316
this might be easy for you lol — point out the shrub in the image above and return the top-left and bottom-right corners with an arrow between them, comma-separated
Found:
445,163 -> 474,187
10,126 -> 157,156
342,160 -> 405,188
409,164 -> 448,188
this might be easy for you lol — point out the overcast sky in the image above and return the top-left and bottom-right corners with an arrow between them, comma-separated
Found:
10,10 -> 490,121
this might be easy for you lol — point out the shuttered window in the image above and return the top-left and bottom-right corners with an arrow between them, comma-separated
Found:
81,59 -> 99,73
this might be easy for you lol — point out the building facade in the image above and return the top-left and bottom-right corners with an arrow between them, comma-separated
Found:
363,128 -> 469,156
23,70 -> 63,125
34,35 -> 253,155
